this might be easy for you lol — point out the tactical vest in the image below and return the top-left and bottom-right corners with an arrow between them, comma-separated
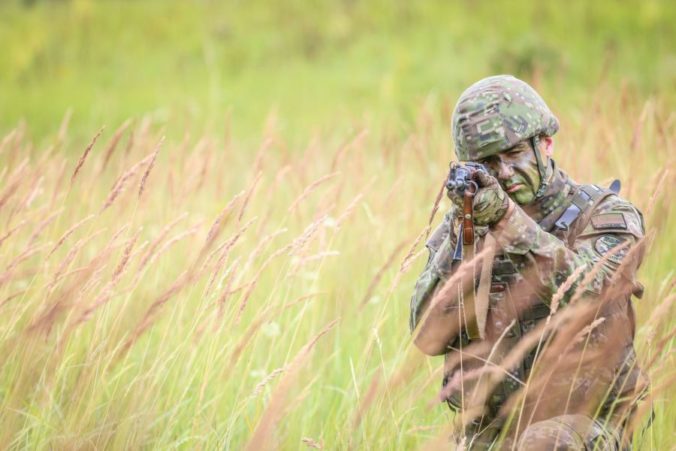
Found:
442,182 -> 620,414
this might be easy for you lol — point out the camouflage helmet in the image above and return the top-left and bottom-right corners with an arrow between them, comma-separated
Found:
451,75 -> 559,161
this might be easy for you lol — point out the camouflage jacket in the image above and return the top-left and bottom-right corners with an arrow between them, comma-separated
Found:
409,168 -> 646,429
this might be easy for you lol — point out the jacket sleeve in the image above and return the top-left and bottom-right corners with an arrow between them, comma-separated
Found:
409,208 -> 458,332
490,195 -> 645,305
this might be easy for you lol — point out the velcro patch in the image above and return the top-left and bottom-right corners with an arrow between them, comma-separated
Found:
594,235 -> 629,264
591,213 -> 627,230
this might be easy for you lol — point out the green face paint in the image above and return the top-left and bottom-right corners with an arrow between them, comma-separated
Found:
477,141 -> 541,205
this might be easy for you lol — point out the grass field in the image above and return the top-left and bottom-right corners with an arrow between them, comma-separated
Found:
0,1 -> 674,449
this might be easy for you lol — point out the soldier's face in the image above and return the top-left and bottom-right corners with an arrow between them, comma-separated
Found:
478,141 -> 542,205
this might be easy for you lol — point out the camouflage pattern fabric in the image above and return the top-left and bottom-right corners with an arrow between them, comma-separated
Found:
452,75 -> 559,161
409,168 -> 646,450
517,415 -> 622,450
462,414 -> 623,450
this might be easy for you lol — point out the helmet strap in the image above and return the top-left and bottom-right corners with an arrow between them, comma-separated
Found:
531,135 -> 548,198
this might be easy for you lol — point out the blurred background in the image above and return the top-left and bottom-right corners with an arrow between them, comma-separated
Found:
1,0 -> 674,143
0,1 -> 674,449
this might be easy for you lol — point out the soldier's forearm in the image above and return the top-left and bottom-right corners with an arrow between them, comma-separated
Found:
412,267 -> 476,355
490,204 -> 590,302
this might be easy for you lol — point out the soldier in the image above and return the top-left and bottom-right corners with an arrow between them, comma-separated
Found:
409,75 -> 647,450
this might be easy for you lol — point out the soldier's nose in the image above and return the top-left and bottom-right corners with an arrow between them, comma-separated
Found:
496,161 -> 513,180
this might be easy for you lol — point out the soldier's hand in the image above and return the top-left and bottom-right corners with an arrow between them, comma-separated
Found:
445,163 -> 465,210
472,171 -> 511,226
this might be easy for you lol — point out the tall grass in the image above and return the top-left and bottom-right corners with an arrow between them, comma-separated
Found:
0,83 -> 673,449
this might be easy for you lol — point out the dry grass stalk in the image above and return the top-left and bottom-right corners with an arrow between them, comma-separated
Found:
20,175 -> 43,211
27,241 -> 116,336
567,239 -> 636,305
101,119 -> 132,173
625,372 -> 676,447
118,265 -> 210,361
400,225 -> 431,273
48,229 -> 107,290
138,136 -> 164,198
135,213 -> 188,271
55,109 -> 72,149
203,191 -> 245,253
27,208 -> 64,244
211,258 -> 241,325
112,230 -> 141,283
549,264 -> 587,316
252,137 -> 273,174
0,178 -> 22,212
331,128 -> 368,172
124,129 -> 135,156
301,437 -> 324,449
72,233 -> 148,329
351,370 -> 381,430
238,226 -> 287,276
244,318 -> 338,451
0,290 -> 26,309
0,243 -> 48,288
251,367 -> 287,397
0,128 -> 18,156
643,292 -> 676,342
411,245 -> 495,345
653,108 -> 673,152
47,214 -> 95,258
131,223 -> 202,287
427,177 -> 448,234
234,244 -> 292,324
335,193 -> 364,227
191,139 -> 213,193
203,219 -> 257,295
571,317 -> 606,344
643,168 -> 669,219
0,220 -> 27,249
359,240 -> 406,308
71,127 -> 104,184
237,171 -> 262,222
101,151 -> 155,211
287,171 -> 339,213
630,99 -> 652,151
288,214 -> 327,256
49,159 -> 68,207
228,291 -> 322,366
295,250 -> 340,266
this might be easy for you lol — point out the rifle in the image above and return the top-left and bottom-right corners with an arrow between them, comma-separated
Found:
445,162 -> 488,257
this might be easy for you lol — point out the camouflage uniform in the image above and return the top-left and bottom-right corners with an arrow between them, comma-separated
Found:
410,76 -> 647,450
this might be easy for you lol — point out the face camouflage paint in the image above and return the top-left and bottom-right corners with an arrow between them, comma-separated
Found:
478,141 -> 542,205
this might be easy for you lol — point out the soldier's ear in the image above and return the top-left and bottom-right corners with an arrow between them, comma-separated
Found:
541,135 -> 554,158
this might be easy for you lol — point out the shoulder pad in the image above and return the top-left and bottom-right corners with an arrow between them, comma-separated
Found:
426,209 -> 454,252
581,195 -> 644,238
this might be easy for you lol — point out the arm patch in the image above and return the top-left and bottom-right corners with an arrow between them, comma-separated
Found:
594,235 -> 629,264
591,213 -> 627,230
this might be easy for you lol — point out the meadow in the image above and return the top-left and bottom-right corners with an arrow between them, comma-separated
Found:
0,0 -> 674,449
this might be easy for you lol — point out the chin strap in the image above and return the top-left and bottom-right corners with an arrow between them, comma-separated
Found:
531,135 -> 548,198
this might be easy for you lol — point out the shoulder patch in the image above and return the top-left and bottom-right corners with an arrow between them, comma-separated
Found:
594,235 -> 628,264
591,213 -> 627,230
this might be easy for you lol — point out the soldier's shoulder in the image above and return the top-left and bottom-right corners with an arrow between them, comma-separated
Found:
582,191 -> 644,238
426,207 -> 457,252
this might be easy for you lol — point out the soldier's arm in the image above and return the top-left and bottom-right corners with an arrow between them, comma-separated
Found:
410,208 -> 475,355
409,209 -> 455,332
490,196 -> 644,304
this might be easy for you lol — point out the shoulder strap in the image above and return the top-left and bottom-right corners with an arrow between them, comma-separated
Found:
566,184 -> 617,246
548,184 -> 617,246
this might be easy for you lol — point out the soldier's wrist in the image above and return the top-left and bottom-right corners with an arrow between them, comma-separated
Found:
490,199 -> 515,229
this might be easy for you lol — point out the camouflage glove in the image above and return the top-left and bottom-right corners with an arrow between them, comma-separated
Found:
472,171 -> 511,226
446,181 -> 465,211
